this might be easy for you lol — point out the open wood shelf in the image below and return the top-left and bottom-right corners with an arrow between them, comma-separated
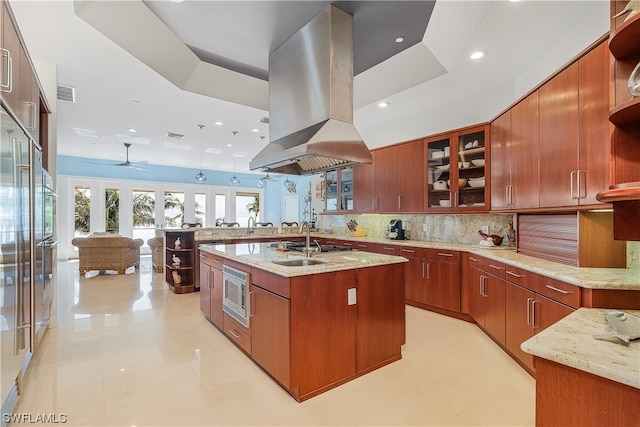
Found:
609,13 -> 640,59
609,97 -> 640,126
596,182 -> 640,202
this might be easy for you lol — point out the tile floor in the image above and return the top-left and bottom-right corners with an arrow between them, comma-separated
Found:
13,257 -> 535,426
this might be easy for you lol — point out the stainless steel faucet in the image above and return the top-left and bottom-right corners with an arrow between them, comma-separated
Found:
298,221 -> 320,257
247,216 -> 256,235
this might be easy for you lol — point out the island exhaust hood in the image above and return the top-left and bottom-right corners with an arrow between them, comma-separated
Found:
249,5 -> 372,175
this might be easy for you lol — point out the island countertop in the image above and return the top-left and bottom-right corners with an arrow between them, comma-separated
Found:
199,242 -> 408,277
521,308 -> 640,389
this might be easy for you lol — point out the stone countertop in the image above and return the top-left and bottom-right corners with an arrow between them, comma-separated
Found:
171,228 -> 639,290
521,308 -> 640,389
199,242 -> 408,278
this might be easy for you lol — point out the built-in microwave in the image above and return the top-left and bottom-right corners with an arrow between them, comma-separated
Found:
222,265 -> 250,327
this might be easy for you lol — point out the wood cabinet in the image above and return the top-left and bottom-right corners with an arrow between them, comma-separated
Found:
1,2 -> 42,145
400,246 -> 461,313
354,146 -> 399,213
199,251 -> 223,329
595,7 -> 640,240
539,41 -> 610,208
353,157 -> 375,212
491,91 -> 540,210
398,139 -> 425,212
251,282 -> 291,388
466,255 -> 506,346
164,231 -> 196,293
426,125 -> 490,211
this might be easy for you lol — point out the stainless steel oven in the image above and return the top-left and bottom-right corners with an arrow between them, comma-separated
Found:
222,265 -> 250,327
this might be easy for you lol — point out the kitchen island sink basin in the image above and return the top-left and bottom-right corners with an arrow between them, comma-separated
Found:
272,258 -> 326,267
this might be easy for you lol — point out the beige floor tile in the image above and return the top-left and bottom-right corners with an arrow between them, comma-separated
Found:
10,257 -> 535,426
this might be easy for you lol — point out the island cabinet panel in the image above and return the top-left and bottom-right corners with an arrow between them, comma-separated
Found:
534,357 -> 640,427
223,312 -> 251,354
355,263 -> 405,370
290,270 -> 357,399
250,284 -> 291,388
199,252 -> 223,329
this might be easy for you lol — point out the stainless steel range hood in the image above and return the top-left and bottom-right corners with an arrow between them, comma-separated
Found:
249,5 -> 372,175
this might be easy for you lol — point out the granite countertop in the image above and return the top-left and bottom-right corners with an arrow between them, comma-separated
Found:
199,242 -> 408,278
172,228 -> 639,290
521,308 -> 640,389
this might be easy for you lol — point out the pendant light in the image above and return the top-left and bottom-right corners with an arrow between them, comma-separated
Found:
229,131 -> 240,185
195,124 -> 207,183
257,172 -> 269,188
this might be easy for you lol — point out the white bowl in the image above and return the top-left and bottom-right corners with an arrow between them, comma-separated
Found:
469,176 -> 485,181
471,159 -> 485,167
469,179 -> 485,188
458,161 -> 470,168
432,151 -> 445,159
439,199 -> 451,207
435,164 -> 450,171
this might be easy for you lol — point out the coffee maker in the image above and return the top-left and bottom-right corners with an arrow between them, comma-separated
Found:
388,219 -> 405,240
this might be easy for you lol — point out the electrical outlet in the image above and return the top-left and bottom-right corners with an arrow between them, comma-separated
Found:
481,225 -> 489,234
423,223 -> 429,232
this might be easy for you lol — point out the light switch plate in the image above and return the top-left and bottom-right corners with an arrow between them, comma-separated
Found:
348,288 -> 356,305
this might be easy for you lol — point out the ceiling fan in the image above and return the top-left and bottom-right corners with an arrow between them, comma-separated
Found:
84,143 -> 147,170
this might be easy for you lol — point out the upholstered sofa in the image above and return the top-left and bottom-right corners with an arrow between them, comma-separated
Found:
72,234 -> 144,274
147,237 -> 164,273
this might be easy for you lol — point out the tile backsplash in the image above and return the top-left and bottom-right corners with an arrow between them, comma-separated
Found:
318,213 -> 515,246
628,242 -> 640,270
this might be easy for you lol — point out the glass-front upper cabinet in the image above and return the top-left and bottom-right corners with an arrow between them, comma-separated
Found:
324,168 -> 354,212
456,126 -> 489,210
425,124 -> 489,211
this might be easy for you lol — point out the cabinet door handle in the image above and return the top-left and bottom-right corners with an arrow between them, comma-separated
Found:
489,264 -> 503,271
468,256 -> 479,262
208,270 -> 213,289
505,186 -> 510,206
398,195 -> 402,210
1,49 -> 12,92
480,275 -> 486,297
402,249 -> 416,253
526,297 -> 533,326
570,170 -> 578,199
228,329 -> 241,339
343,242 -> 353,246
506,270 -> 522,278
437,252 -> 453,257
249,291 -> 254,317
531,300 -> 539,329
357,244 -> 368,248
382,247 -> 396,251
578,170 -> 586,199
545,284 -> 571,294
28,102 -> 37,131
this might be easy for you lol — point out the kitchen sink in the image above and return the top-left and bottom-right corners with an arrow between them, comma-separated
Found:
272,259 -> 326,267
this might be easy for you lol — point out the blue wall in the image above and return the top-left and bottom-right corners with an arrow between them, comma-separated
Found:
58,155 -> 312,224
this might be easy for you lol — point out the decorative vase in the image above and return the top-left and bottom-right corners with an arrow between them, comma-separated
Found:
629,60 -> 640,97
174,237 -> 181,249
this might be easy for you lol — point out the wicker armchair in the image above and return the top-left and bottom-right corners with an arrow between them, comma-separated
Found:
147,237 -> 164,273
72,234 -> 144,274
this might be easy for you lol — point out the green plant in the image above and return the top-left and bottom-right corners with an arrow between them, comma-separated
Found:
246,196 -> 260,219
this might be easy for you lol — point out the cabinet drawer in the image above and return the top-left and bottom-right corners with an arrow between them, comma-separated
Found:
428,249 -> 460,263
535,277 -> 580,309
397,246 -> 429,259
375,244 -> 400,254
467,254 -> 505,278
504,265 -> 538,290
199,252 -> 222,270
223,313 -> 251,354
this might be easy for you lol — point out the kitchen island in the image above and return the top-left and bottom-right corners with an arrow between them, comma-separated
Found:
199,242 -> 408,402
521,308 -> 640,426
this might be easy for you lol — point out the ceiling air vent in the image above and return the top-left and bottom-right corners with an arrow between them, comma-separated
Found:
165,132 -> 185,140
57,85 -> 76,103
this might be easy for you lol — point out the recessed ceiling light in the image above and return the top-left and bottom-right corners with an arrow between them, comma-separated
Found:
470,51 -> 485,60
215,121 -> 223,126
226,144 -> 233,147
378,101 -> 390,108
251,128 -> 259,133
395,37 -> 404,43
128,128 -> 137,133
169,0 -> 184,3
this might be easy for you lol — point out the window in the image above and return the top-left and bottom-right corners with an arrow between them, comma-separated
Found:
74,186 -> 90,237
105,188 -> 120,234
235,192 -> 259,227
164,191 -> 184,228
215,193 -> 226,226
133,189 -> 155,246
195,192 -> 206,227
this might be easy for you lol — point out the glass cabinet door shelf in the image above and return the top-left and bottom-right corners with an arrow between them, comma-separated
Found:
324,168 -> 354,212
426,136 -> 454,210
456,126 -> 489,211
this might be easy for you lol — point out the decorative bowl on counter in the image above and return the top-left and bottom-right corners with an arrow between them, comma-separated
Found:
471,159 -> 485,166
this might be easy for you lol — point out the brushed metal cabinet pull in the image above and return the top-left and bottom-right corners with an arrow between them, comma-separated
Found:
578,170 -> 586,199
382,247 -> 395,251
468,256 -> 479,262
1,49 -> 12,92
398,195 -> 401,210
570,170 -> 577,199
506,270 -> 522,278
545,284 -> 571,294
531,300 -> 539,328
526,297 -> 533,326
437,252 -> 453,257
422,262 -> 425,279
402,249 -> 416,253
228,329 -> 241,339
249,291 -> 254,317
489,264 -> 503,271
